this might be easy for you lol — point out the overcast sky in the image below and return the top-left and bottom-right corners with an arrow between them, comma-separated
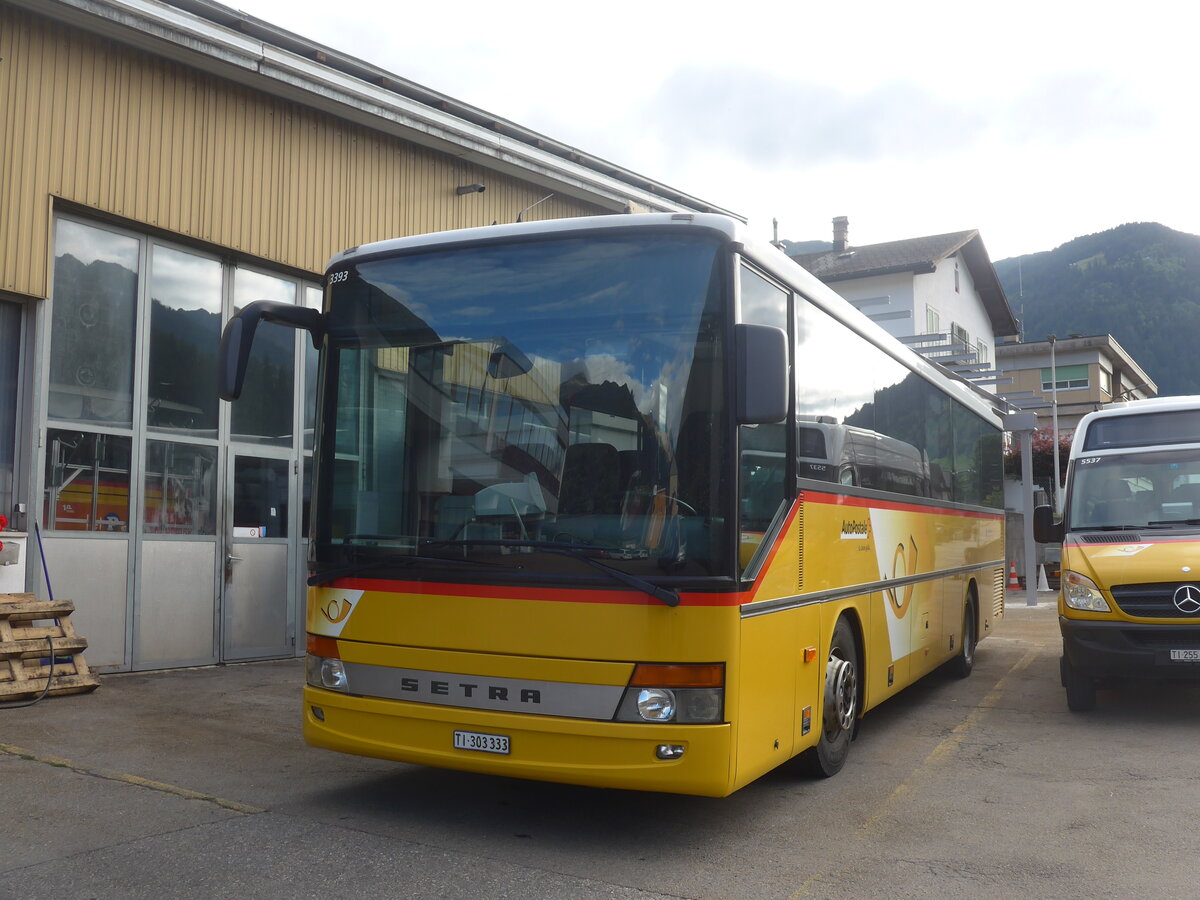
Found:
232,0 -> 1199,261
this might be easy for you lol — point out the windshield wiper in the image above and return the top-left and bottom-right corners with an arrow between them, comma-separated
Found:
308,553 -> 503,586
1146,519 -> 1200,527
420,539 -> 681,607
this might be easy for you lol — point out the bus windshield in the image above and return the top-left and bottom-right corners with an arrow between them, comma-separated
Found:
1067,447 -> 1200,531
314,231 -> 731,580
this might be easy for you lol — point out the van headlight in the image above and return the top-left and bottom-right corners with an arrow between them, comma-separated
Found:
1062,571 -> 1110,612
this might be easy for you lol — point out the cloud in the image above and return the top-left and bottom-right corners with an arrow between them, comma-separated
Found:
999,71 -> 1158,144
631,64 -> 1157,171
637,66 -> 979,167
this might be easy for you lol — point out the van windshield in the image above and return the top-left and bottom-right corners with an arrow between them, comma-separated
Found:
1067,448 -> 1200,531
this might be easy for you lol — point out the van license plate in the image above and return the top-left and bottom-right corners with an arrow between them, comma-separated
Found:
1169,649 -> 1200,661
453,730 -> 510,754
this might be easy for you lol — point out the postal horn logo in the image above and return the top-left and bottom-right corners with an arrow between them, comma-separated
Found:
322,597 -> 353,624
885,537 -> 918,618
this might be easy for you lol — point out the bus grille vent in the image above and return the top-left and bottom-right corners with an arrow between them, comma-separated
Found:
992,566 -> 1005,617
796,493 -> 804,592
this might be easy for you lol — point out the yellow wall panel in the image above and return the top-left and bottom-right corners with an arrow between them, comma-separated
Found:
0,4 -> 608,299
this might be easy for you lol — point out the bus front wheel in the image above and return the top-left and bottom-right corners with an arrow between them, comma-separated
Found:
800,616 -> 859,778
1061,654 -> 1096,712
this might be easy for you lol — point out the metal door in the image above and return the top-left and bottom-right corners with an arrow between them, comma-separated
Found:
222,452 -> 296,660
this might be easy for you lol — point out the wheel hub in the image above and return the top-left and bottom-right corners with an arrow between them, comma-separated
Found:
824,654 -> 857,734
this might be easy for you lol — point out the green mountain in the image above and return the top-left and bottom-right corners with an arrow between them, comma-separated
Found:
993,223 -> 1200,396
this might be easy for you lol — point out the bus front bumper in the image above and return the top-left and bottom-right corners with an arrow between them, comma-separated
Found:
303,686 -> 736,797
1060,617 -> 1200,681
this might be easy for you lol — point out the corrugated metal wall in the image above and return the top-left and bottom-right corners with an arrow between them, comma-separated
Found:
0,4 -> 607,298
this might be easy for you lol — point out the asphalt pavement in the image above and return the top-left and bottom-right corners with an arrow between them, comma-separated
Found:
9,590 -> 1148,900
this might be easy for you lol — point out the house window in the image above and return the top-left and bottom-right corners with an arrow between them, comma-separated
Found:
954,261 -> 960,293
926,305 -> 940,334
976,340 -> 988,365
1100,368 -> 1113,397
1041,364 -> 1089,391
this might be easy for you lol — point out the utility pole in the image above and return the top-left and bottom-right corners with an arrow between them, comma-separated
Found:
1048,334 -> 1062,513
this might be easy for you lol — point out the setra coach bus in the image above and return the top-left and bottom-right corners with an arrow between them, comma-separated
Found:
219,213 -> 1006,796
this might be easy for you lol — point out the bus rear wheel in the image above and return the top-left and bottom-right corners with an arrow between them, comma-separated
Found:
949,596 -> 977,679
800,616 -> 859,778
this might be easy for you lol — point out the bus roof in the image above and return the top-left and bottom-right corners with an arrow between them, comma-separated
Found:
326,213 -> 748,270
327,213 -> 1007,427
1082,395 -> 1200,418
1071,396 -> 1200,456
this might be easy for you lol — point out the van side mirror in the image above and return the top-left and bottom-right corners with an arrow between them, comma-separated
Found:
735,323 -> 788,425
1033,504 -> 1063,543
219,301 -> 325,401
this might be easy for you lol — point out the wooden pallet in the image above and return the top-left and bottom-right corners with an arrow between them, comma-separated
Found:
0,593 -> 100,701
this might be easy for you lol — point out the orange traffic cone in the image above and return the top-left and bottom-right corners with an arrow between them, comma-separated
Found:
1008,561 -> 1020,589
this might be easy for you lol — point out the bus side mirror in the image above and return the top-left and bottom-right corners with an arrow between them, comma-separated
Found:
219,300 -> 325,401
735,323 -> 788,425
1033,504 -> 1063,543
487,339 -> 533,380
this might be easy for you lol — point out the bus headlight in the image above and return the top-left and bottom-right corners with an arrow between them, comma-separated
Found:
615,663 -> 724,724
306,655 -> 349,691
1062,571 -> 1110,612
636,688 -> 676,721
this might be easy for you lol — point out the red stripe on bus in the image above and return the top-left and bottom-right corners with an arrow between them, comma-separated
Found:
1064,536 -> 1200,547
325,493 -> 997,606
328,577 -> 746,606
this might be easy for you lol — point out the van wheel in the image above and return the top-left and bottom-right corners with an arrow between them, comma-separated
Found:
1061,655 -> 1096,712
950,598 -> 977,679
800,617 -> 859,778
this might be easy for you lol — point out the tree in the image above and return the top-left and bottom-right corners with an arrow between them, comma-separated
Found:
1004,427 -> 1071,481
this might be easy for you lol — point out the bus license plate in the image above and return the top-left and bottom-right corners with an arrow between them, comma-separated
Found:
1169,649 -> 1200,662
453,730 -> 510,754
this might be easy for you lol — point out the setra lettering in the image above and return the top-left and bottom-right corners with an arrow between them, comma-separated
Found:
390,672 -> 544,705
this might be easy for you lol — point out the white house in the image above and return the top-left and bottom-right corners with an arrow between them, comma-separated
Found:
788,217 -> 1020,376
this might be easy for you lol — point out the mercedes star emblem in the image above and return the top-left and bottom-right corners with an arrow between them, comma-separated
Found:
1173,584 -> 1200,615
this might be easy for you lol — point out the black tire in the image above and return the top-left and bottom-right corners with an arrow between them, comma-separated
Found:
800,617 -> 859,778
1061,654 -> 1096,712
949,598 -> 977,679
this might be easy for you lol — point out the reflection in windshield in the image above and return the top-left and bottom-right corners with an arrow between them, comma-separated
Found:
1067,449 -> 1200,530
316,233 -> 730,578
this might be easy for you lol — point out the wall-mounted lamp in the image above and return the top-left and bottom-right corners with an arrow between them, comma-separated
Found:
456,183 -> 486,195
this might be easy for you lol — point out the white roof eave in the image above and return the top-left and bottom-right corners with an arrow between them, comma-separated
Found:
19,0 -> 739,217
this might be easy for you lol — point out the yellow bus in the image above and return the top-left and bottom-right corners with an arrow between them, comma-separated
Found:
220,213 -> 1006,796
1035,396 -> 1200,711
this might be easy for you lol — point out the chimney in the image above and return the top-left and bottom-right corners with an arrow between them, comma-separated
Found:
832,216 -> 849,252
